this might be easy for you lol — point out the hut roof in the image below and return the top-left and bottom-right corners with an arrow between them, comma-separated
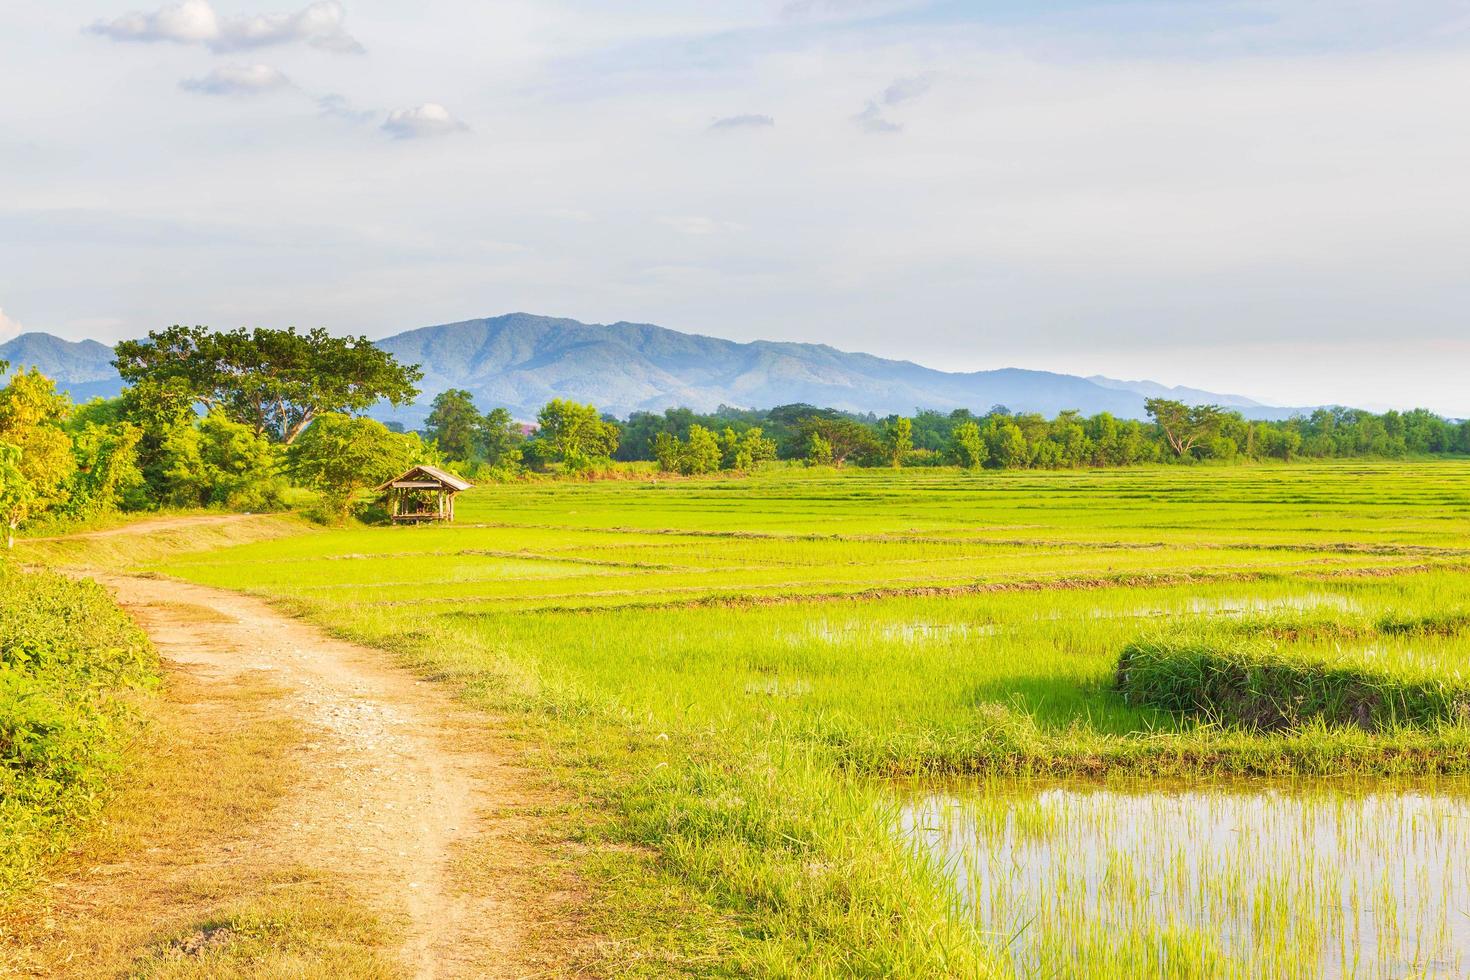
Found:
376,464 -> 474,493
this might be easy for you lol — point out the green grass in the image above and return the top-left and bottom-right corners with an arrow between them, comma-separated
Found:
84,461 -> 1470,975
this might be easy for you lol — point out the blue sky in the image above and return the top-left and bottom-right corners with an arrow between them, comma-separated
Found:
3,1 -> 1469,413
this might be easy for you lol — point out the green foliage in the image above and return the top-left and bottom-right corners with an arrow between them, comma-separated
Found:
286,413 -> 419,523
798,416 -> 880,467
151,411 -> 287,510
0,369 -> 76,542
948,420 -> 987,469
534,399 -> 620,472
1146,398 -> 1227,458
423,388 -> 481,461
0,443 -> 34,549
880,415 -> 912,468
0,564 -> 156,890
652,423 -> 771,476
680,424 -> 722,475
114,325 -> 422,444
805,431 -> 833,466
64,420 -> 144,520
723,426 -> 776,471
477,407 -> 524,471
1117,638 -> 1470,731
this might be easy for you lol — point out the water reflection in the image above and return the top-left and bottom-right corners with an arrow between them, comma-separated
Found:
903,780 -> 1470,978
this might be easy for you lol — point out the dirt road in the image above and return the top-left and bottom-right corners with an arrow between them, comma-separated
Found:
88,571 -> 533,978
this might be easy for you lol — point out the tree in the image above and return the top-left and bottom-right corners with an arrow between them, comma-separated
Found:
66,421 -> 143,519
680,424 -> 723,475
114,325 -> 422,444
424,389 -> 481,460
728,427 -> 776,471
0,442 -> 34,548
881,416 -> 913,468
0,368 -> 75,527
798,417 -> 879,467
535,400 -> 620,471
286,413 -> 417,523
478,407 -> 523,468
986,420 -> 1029,469
806,432 -> 834,466
1145,398 -> 1227,459
949,421 -> 987,470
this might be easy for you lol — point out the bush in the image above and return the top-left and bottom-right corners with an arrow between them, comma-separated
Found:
0,563 -> 156,888
1116,638 -> 1470,731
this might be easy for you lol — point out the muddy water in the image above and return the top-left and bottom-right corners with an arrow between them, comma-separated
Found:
902,780 -> 1470,978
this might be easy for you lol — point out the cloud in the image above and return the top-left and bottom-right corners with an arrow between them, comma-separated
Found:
710,113 -> 775,130
87,0 -> 362,54
882,74 -> 931,105
852,73 -> 932,132
851,102 -> 901,133
381,103 -> 468,140
317,93 -> 375,123
0,309 -> 22,343
180,63 -> 293,95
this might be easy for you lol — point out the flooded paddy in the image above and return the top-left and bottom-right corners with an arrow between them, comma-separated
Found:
903,780 -> 1470,978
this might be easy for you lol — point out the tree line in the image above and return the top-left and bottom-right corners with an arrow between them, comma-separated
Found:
2,323 -> 1468,543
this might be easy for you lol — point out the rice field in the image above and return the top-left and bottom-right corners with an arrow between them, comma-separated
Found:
144,462 -> 1470,976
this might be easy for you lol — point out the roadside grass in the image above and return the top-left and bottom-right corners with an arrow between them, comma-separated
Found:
105,462 -> 1470,973
13,513 -> 309,570
0,564 -> 156,896
0,664 -> 403,978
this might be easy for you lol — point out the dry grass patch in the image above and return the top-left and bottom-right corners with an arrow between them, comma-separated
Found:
0,667 -> 402,978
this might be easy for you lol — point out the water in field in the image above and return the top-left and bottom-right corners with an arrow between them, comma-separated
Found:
902,780 -> 1470,978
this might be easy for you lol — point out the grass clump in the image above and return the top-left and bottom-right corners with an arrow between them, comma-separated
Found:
0,562 -> 157,893
1116,637 -> 1470,731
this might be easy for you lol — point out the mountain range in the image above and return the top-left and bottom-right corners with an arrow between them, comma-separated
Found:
0,313 -> 1306,424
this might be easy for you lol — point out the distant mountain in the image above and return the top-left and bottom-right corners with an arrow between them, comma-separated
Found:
0,332 -> 125,401
1087,375 -> 1263,409
0,314 -> 1305,423
373,314 -> 1299,425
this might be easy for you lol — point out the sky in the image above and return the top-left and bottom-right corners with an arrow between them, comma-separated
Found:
3,1 -> 1469,414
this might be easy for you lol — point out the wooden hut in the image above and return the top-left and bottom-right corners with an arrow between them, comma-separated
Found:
377,465 -> 473,523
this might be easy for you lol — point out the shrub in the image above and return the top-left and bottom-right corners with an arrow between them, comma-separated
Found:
0,563 -> 156,888
1116,638 -> 1470,732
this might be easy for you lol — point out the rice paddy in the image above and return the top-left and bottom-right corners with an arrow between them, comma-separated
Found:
135,462 -> 1470,975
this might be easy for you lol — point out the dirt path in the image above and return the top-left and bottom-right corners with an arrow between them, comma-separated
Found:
24,513 -> 258,542
86,571 -> 533,978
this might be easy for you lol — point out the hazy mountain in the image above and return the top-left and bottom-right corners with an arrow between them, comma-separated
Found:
0,332 -> 125,401
374,314 -> 1297,425
0,314 -> 1304,423
1087,375 -> 1264,409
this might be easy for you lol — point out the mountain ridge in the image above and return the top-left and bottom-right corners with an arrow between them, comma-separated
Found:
1,314 -> 1308,423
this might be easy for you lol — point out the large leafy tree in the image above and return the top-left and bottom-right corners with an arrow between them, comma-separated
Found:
798,417 -> 879,467
114,325 -> 422,445
1145,398 -> 1227,458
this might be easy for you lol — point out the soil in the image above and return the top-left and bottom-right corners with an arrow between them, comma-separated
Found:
81,570 -> 544,978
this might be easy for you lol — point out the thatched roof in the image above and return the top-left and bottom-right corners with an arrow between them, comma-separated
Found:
376,464 -> 474,493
